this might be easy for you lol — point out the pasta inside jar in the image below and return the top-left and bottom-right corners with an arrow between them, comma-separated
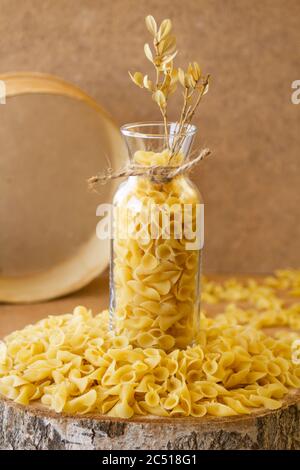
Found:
110,123 -> 203,350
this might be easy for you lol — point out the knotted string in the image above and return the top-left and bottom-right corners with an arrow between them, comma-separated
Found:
88,147 -> 211,191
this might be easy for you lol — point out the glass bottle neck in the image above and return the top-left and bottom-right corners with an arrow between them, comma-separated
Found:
121,122 -> 197,165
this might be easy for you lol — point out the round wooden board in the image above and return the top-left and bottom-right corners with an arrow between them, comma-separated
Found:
1,275 -> 299,450
0,72 -> 126,303
0,390 -> 299,450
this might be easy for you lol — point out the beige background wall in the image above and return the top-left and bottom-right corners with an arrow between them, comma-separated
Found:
0,0 -> 299,273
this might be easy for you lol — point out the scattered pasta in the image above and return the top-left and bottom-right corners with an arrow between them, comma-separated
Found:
0,270 -> 299,419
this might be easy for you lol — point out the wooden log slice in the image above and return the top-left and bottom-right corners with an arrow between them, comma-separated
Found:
1,275 -> 299,450
0,390 -> 300,450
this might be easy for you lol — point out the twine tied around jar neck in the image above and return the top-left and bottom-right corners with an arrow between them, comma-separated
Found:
88,147 -> 211,190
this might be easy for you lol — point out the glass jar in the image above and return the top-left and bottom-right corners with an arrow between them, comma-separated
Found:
109,122 -> 203,350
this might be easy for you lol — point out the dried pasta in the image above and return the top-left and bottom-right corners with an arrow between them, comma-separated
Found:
112,149 -> 202,349
0,270 -> 300,419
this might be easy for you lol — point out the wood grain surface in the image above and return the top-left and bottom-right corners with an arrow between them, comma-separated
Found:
1,389 -> 300,450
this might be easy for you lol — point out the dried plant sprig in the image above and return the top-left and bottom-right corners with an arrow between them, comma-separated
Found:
172,70 -> 210,156
129,15 -> 210,158
129,15 -> 178,148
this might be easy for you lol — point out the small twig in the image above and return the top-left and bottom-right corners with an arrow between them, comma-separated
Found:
186,77 -> 209,125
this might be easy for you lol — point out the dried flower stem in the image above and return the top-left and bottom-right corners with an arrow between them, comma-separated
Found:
129,15 -> 210,162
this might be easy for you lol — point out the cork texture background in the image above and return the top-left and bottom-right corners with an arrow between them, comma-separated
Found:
0,0 -> 299,273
